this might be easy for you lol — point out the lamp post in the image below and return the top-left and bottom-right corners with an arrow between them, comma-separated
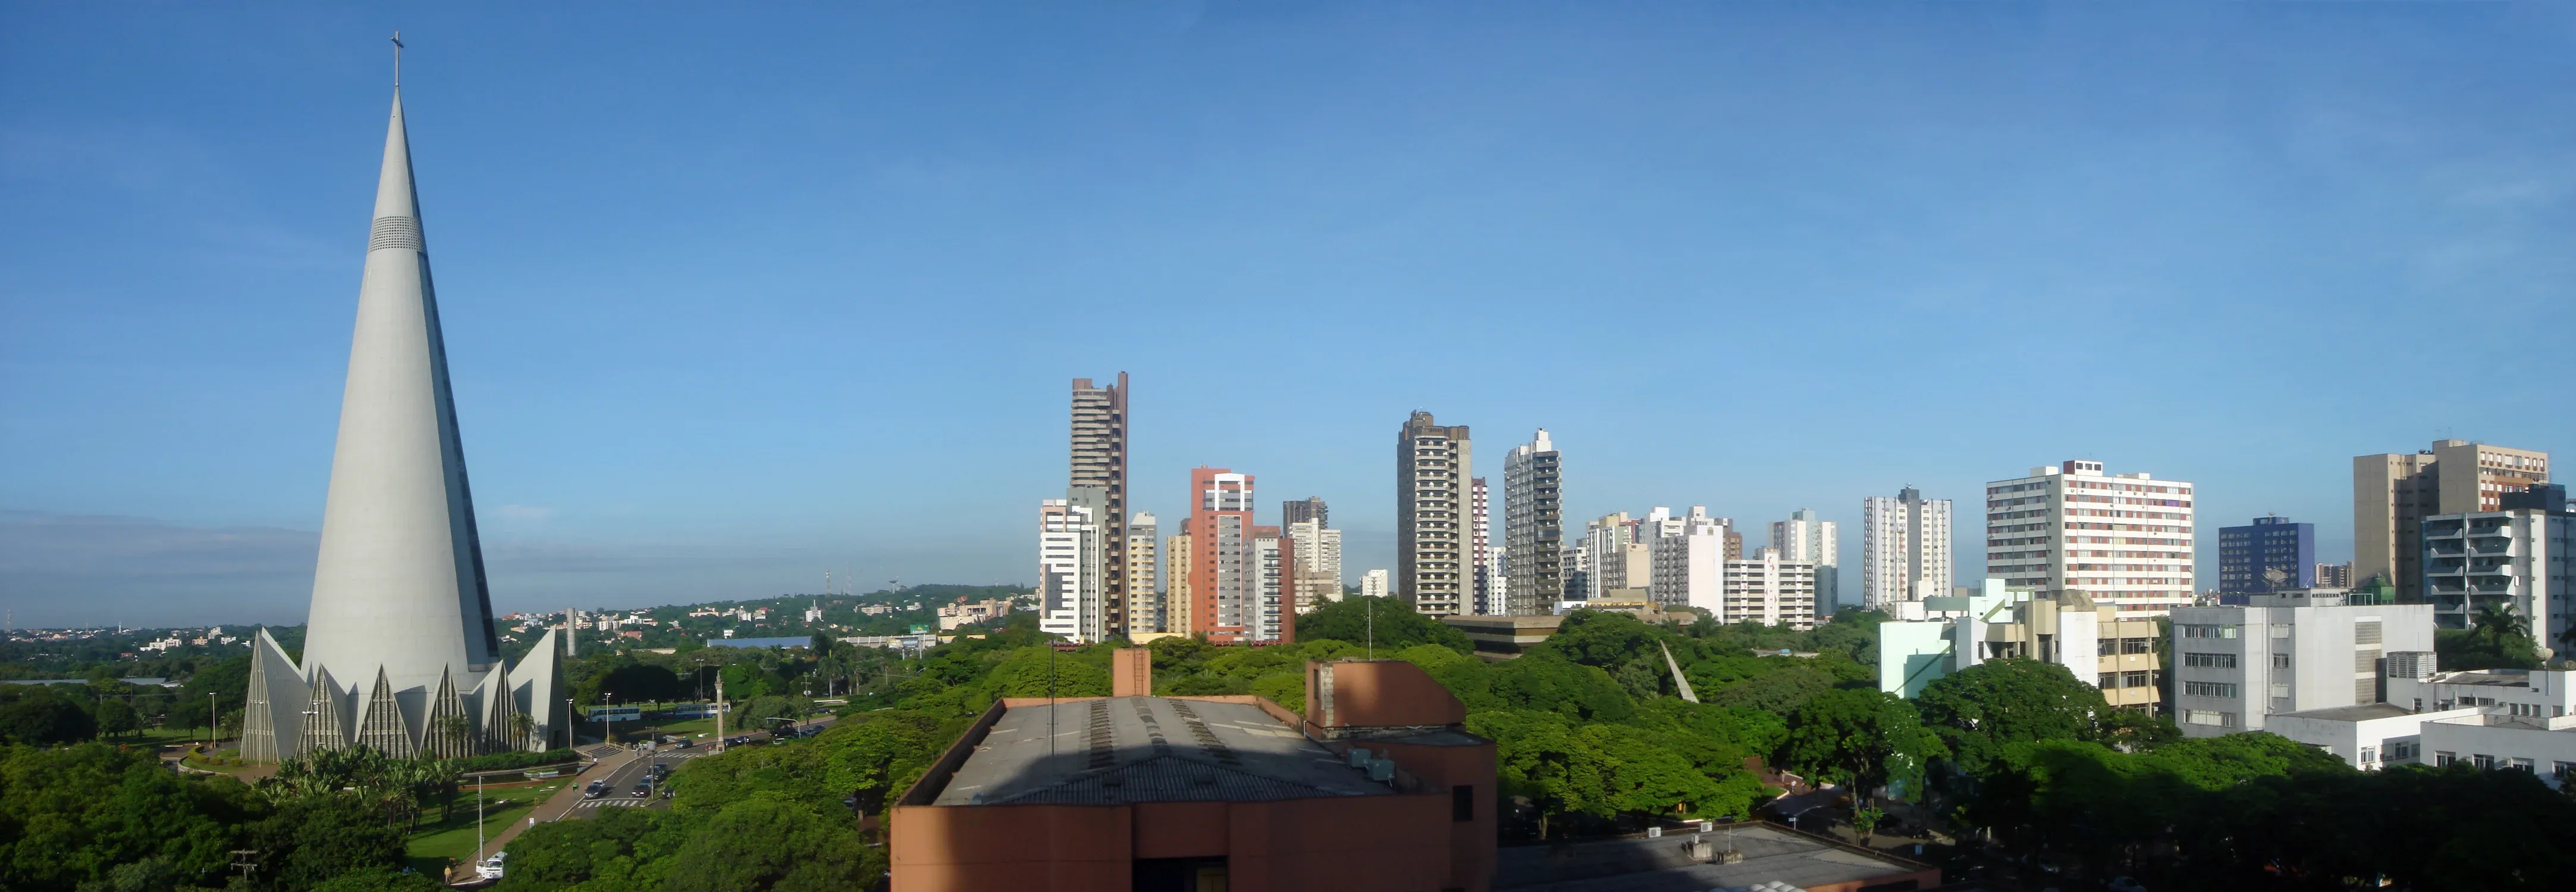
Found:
205,692 -> 217,751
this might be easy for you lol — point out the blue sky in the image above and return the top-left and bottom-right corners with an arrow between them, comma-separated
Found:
4,2 -> 2572,627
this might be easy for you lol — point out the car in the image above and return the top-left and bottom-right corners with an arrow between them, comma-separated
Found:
673,737 -> 694,749
582,781 -> 606,799
632,783 -> 652,797
474,853 -> 506,880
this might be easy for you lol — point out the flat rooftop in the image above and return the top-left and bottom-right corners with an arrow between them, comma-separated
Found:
931,696 -> 1395,806
2282,703 -> 2415,722
1496,824 -> 1934,892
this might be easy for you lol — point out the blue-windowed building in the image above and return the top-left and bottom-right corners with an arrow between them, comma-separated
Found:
2218,515 -> 2316,596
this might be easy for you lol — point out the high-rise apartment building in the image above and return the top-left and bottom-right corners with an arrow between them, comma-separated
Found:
1288,518 -> 1343,613
1586,513 -> 1648,593
1360,569 -> 1391,600
2421,484 -> 2573,643
1503,430 -> 1564,617
1862,487 -> 1951,611
1471,477 -> 1494,615
1397,412 -> 1471,617
1125,513 -> 1160,636
1038,495 -> 1107,643
1164,532 -> 1194,635
1986,460 -> 2197,615
1648,507 -> 1728,611
2315,562 -> 2355,589
1281,497 -> 1328,529
1252,526 -> 1294,643
2218,515 -> 2316,596
1771,508 -> 1838,616
1069,375 -> 1130,634
1182,467 -> 1262,643
1723,548 -> 1818,630
2355,440 -> 2550,599
2170,595 -> 2436,737
1561,540 -> 1591,602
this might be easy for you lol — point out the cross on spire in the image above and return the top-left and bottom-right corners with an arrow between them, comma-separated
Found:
391,31 -> 403,87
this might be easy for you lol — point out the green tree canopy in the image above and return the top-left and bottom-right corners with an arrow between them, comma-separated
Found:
1781,687 -> 1946,799
1292,596 -> 1471,655
1914,658 -> 2108,776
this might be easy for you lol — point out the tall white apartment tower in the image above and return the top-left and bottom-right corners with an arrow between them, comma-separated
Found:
1862,487 -> 1952,611
1125,512 -> 1160,636
1038,494 -> 1108,643
1504,429 -> 1564,616
1287,518 -> 1344,613
1771,508 -> 1839,615
1987,460 -> 2198,616
1397,412 -> 1472,617
1471,477 -> 1495,615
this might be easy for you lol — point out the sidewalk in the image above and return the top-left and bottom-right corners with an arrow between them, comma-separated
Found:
444,749 -> 639,885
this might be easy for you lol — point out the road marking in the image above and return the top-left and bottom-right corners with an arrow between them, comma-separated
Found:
575,799 -> 650,808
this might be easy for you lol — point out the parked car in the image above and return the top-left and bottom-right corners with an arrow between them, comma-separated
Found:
475,853 -> 506,880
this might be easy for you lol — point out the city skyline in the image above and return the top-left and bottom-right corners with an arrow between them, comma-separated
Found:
7,6 -> 2574,626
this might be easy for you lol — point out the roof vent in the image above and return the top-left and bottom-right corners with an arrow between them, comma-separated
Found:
1366,759 -> 1395,782
1346,747 -> 1372,767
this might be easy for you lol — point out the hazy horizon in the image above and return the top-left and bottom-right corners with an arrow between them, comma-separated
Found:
7,4 -> 2572,626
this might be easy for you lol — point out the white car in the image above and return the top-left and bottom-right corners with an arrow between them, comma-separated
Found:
475,852 -> 506,880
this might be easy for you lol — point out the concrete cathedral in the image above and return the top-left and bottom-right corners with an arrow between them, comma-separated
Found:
241,84 -> 564,762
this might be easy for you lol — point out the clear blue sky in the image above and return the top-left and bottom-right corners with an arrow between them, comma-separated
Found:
4,2 -> 2571,627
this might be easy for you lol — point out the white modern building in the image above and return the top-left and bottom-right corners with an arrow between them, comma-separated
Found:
1862,487 -> 1950,612
2419,490 -> 2572,647
1987,460 -> 2195,616
1771,509 -> 1838,616
1648,507 -> 1729,612
2266,667 -> 2576,786
1287,518 -> 1344,613
1504,429 -> 1564,616
2168,593 -> 2434,737
1038,494 -> 1109,643
1360,569 -> 1391,600
241,85 -> 562,762
1721,548 -> 1817,629
1252,530 -> 1289,642
1471,476 -> 1495,615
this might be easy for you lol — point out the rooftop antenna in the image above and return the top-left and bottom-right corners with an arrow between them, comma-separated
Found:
390,31 -> 403,88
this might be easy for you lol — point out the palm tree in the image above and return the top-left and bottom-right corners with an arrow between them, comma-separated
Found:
2471,602 -> 2531,650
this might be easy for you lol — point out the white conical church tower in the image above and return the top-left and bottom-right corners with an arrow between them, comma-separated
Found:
243,77 -> 563,762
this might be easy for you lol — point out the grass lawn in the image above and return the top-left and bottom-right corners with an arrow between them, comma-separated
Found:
404,779 -> 571,871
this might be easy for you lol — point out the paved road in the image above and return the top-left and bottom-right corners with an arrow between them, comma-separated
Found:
446,717 -> 843,884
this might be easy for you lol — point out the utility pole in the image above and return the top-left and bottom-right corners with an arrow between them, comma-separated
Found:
474,774 -> 486,875
714,671 -> 727,752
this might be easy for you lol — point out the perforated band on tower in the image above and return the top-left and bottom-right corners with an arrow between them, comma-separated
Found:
369,216 -> 424,252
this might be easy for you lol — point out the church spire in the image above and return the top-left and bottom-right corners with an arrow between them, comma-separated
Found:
300,67 -> 500,714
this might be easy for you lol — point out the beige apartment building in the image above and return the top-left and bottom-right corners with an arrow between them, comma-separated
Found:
2355,440 -> 2549,601
1879,584 -> 2162,712
1162,532 -> 1193,636
1125,513 -> 1159,637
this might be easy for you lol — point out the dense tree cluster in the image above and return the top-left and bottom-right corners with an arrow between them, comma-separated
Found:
0,743 -> 427,892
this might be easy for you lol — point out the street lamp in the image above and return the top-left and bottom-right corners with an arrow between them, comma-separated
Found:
206,692 -> 216,751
